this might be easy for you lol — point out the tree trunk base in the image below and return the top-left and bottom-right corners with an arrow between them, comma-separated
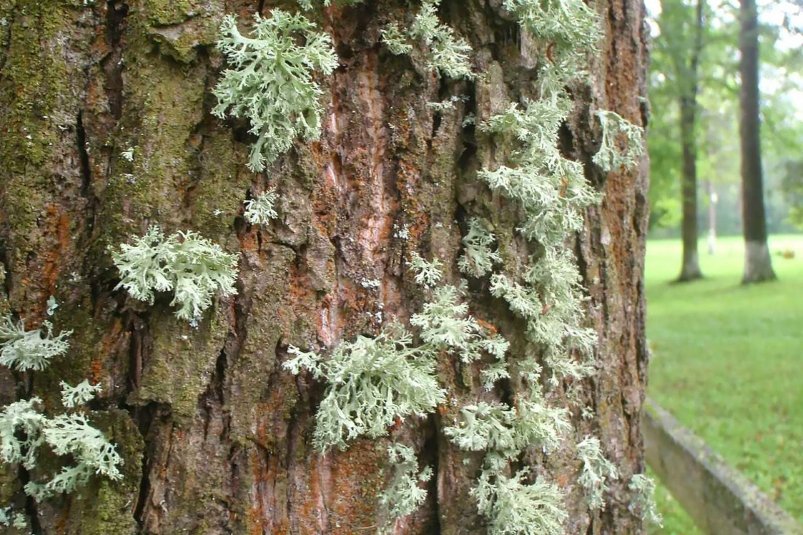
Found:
676,251 -> 704,282
742,241 -> 776,283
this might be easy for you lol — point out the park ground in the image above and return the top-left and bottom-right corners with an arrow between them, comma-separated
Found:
644,234 -> 803,534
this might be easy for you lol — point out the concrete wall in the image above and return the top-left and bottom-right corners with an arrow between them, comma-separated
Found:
643,398 -> 802,535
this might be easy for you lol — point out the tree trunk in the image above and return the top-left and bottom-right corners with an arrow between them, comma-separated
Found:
738,0 -> 776,283
678,95 -> 702,280
676,0 -> 704,282
0,0 -> 650,533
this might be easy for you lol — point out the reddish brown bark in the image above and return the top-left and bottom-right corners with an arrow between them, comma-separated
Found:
0,0 -> 650,533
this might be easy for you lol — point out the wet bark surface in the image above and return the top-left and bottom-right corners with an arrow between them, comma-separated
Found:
0,0 -> 649,533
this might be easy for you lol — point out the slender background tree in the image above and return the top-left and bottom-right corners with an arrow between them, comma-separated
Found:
650,0 -> 708,281
738,0 -> 776,282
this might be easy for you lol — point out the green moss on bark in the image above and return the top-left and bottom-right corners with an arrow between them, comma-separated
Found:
63,409 -> 143,535
130,308 -> 229,423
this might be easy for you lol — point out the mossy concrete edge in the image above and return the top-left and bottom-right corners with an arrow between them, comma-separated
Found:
643,397 -> 802,535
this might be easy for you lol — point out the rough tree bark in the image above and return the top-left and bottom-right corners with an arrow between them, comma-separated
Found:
0,0 -> 650,533
738,0 -> 775,283
677,0 -> 704,282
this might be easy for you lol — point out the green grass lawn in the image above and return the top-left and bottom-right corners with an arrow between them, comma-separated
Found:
645,234 -> 803,533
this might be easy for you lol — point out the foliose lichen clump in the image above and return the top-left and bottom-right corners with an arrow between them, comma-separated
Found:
213,11 -> 338,171
0,315 -> 122,523
243,189 -> 278,225
379,443 -> 433,520
111,226 -> 239,323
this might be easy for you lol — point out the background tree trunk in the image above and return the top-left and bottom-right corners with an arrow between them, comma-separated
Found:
677,0 -> 704,282
738,0 -> 776,283
0,0 -> 650,533
678,95 -> 702,280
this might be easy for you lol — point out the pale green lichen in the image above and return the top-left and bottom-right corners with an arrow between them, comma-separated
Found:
213,11 -> 338,171
473,460 -> 567,535
427,95 -> 468,113
60,380 -> 103,409
111,226 -> 239,323
284,326 -> 445,451
628,473 -> 663,526
408,252 -> 444,288
381,23 -> 414,55
284,252 -> 511,452
576,436 -> 619,510
382,0 -> 474,79
0,398 -> 46,472
479,100 -> 601,247
251,0 -> 649,528
502,0 -> 600,53
243,189 -> 278,225
297,0 -> 364,9
379,443 -> 433,520
34,414 -> 122,498
411,283 -> 508,364
458,218 -> 501,278
0,400 -> 122,501
444,389 -> 570,458
458,0 -> 645,528
0,317 -> 70,372
0,318 -> 123,503
0,506 -> 28,530
593,110 -> 645,173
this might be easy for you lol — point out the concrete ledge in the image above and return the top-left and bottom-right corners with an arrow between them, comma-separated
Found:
643,397 -> 802,535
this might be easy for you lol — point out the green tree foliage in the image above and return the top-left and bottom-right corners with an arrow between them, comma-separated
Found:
648,0 -> 803,233
781,159 -> 803,228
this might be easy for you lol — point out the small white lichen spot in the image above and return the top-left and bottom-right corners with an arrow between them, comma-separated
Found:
360,278 -> 381,290
243,190 -> 278,225
46,296 -> 59,316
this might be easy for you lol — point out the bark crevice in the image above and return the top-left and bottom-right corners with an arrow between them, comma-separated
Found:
103,0 -> 128,120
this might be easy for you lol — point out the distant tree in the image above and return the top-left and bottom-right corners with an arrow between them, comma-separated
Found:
648,1 -> 802,240
738,0 -> 776,282
653,0 -> 707,280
